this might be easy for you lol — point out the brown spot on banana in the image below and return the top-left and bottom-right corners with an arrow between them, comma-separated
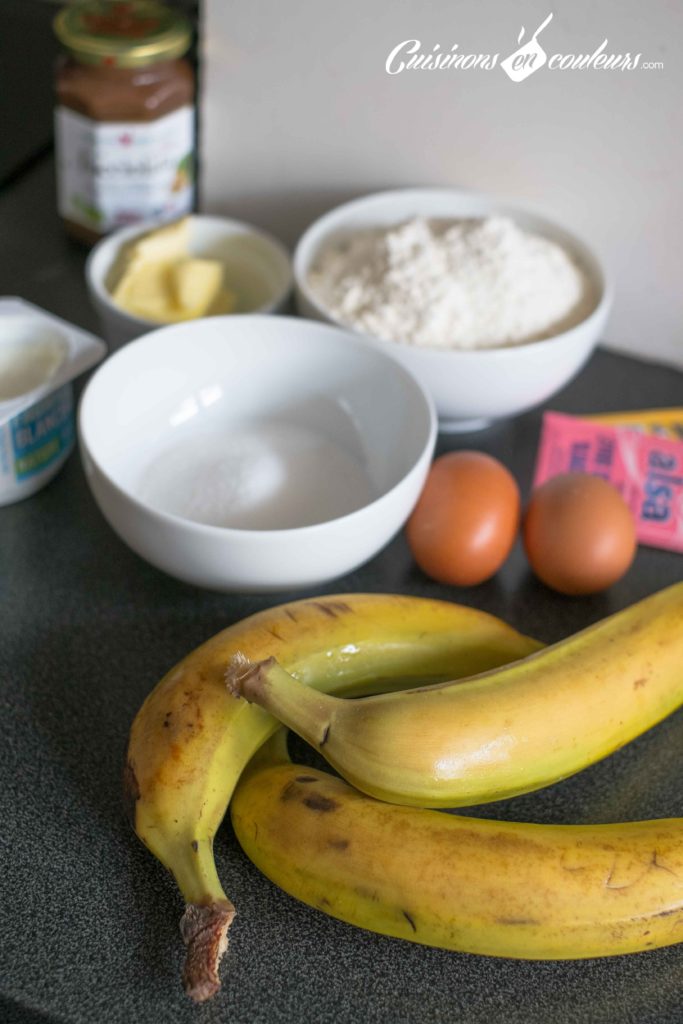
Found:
355,885 -> 380,902
650,851 -> 679,878
328,838 -> 349,851
280,781 -> 300,802
605,851 -> 661,890
302,794 -> 339,813
403,911 -> 417,932
307,600 -> 353,618
122,760 -> 140,829
605,862 -> 645,890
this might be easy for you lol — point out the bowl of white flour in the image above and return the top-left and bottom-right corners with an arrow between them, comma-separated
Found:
294,189 -> 611,431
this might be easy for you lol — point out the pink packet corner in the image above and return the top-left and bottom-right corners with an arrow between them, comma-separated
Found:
532,411 -> 605,488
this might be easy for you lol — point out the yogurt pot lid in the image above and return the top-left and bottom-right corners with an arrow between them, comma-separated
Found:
0,297 -> 106,426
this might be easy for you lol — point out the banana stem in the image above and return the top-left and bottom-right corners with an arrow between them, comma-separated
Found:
227,654 -> 337,751
180,899 -> 235,1003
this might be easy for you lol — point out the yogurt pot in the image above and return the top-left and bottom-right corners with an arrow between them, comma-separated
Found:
0,298 -> 106,505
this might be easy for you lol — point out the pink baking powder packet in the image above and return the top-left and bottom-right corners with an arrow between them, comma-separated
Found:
533,412 -> 683,553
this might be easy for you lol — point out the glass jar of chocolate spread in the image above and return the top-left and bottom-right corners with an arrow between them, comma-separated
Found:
54,1 -> 195,244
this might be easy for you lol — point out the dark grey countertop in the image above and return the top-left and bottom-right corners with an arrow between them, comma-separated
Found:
1,157 -> 682,1024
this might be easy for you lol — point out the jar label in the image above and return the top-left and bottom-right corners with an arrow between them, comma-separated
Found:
55,105 -> 195,233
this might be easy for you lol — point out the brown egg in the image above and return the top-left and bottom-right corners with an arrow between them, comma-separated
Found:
523,473 -> 637,595
406,451 -> 520,586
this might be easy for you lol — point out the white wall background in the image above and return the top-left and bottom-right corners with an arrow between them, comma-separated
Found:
201,0 -> 682,370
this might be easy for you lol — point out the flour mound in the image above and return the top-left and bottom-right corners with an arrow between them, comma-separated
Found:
307,216 -> 593,350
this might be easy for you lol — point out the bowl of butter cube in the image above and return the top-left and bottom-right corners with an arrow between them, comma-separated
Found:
86,215 -> 293,349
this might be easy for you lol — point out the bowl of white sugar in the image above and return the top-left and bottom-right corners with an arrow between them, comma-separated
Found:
78,315 -> 436,591
294,188 -> 611,431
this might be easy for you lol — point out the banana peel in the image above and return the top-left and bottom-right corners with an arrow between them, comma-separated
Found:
229,583 -> 683,808
125,594 -> 541,1001
232,729 -> 683,961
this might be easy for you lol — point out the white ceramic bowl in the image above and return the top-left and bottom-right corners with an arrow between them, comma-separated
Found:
78,315 -> 436,592
294,188 -> 612,431
86,214 -> 293,350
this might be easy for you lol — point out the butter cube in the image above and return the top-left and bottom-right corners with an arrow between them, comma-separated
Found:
171,258 -> 225,318
111,260 -> 177,322
129,218 -> 190,264
110,218 -> 236,323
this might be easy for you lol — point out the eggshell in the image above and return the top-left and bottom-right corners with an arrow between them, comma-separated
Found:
523,473 -> 637,595
406,451 -> 520,586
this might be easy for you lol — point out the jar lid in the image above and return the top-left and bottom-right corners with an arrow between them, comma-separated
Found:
54,1 -> 192,68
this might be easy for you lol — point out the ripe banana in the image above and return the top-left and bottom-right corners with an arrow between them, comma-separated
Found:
231,730 -> 683,960
125,594 -> 541,1001
228,582 -> 683,808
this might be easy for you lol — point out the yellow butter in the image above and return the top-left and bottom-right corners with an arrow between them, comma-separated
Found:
127,217 -> 189,265
110,218 -> 237,323
171,259 -> 226,318
111,260 -> 176,323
